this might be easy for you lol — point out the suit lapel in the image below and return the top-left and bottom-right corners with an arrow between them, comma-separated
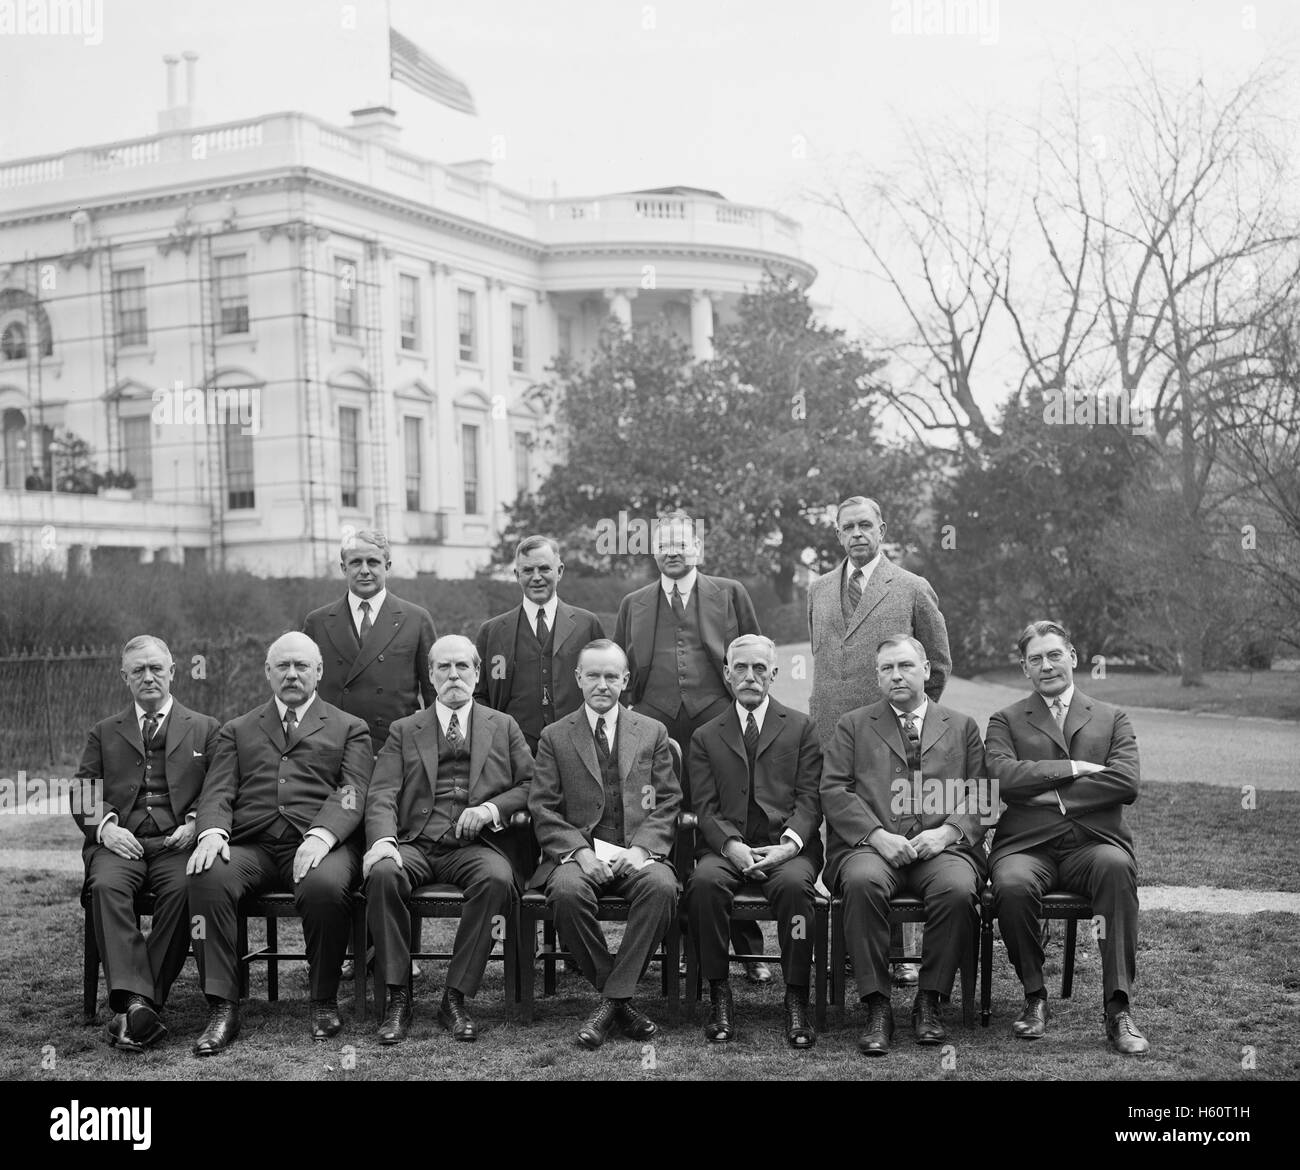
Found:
615,711 -> 639,785
320,601 -> 360,664
754,701 -> 784,759
1063,693 -> 1093,745
721,706 -> 749,767
261,701 -> 289,753
629,584 -> 657,676
919,703 -> 949,756
114,706 -> 144,755
413,710 -> 442,804
816,566 -> 848,640
694,574 -> 723,659
164,703 -> 190,762
1027,695 -> 1068,752
467,704 -> 489,791
552,601 -> 578,652
869,705 -> 909,766
573,710 -> 602,785
845,559 -> 898,640
292,700 -> 328,747
347,595 -> 402,684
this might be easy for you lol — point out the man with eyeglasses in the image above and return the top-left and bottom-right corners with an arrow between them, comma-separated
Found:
985,620 -> 1149,1055
613,511 -> 768,979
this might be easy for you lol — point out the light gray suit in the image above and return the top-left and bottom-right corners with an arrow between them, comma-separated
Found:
807,556 -> 952,749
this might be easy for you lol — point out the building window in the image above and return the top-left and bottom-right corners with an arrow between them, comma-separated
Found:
457,289 -> 477,362
1,322 -> 26,360
558,315 -> 572,356
514,431 -> 532,496
511,302 -> 527,372
112,268 -> 148,346
214,255 -> 249,335
335,258 -> 358,337
120,416 -> 152,498
404,415 -> 422,511
340,406 -> 361,508
399,274 -> 420,351
462,422 -> 480,514
225,427 -> 254,510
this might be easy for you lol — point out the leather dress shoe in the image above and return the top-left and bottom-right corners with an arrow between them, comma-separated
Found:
105,1012 -> 146,1053
857,997 -> 894,1056
704,981 -> 735,1043
1106,1008 -> 1150,1055
311,998 -> 343,1040
743,960 -> 772,984
437,988 -> 477,1042
124,993 -> 167,1047
784,988 -> 816,1049
1012,995 -> 1049,1039
377,986 -> 412,1045
192,999 -> 240,1056
577,998 -> 619,1049
912,990 -> 946,1045
893,962 -> 919,985
614,1000 -> 657,1041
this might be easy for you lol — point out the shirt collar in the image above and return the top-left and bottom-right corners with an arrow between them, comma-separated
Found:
1044,684 -> 1075,711
521,596 -> 559,627
660,568 -> 698,600
135,697 -> 174,728
275,692 -> 317,722
350,589 -> 386,624
846,552 -> 882,584
890,697 -> 928,726
585,703 -> 618,737
435,699 -> 473,737
736,696 -> 770,731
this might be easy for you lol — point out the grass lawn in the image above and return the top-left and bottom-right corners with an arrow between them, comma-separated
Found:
1,866 -> 1295,1082
972,666 -> 1300,722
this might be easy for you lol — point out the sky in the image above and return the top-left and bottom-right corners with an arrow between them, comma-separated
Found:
3,0 -> 1297,370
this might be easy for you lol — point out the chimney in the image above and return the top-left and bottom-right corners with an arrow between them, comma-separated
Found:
157,52 -> 200,132
183,51 -> 198,109
164,55 -> 179,108
347,106 -> 402,146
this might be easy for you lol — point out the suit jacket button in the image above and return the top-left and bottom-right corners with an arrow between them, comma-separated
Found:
378,654 -> 384,662
279,778 -> 286,784
376,687 -> 384,693
282,755 -> 289,761
343,687 -> 350,694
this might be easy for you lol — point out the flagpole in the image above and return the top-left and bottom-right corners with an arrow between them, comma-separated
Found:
385,0 -> 394,109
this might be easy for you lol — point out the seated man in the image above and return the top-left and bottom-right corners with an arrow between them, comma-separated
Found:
528,639 -> 682,1049
686,635 -> 823,1047
74,635 -> 220,1051
363,635 -> 533,1044
186,632 -> 372,1056
820,634 -> 988,1056
986,619 -> 1148,1055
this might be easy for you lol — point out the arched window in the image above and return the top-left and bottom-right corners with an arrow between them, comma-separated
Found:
1,323 -> 26,361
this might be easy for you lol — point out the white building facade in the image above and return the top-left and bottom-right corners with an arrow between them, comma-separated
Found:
0,103 -> 813,577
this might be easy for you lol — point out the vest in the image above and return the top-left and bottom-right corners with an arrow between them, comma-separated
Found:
123,717 -> 176,835
641,588 -> 727,718
505,608 -> 555,746
741,716 -> 773,846
591,720 -> 626,848
423,718 -> 473,846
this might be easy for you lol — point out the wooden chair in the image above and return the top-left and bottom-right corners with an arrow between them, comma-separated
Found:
829,894 -> 978,1027
237,891 -> 369,1018
979,888 -> 1092,1026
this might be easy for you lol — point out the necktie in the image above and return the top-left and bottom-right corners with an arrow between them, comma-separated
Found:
902,714 -> 921,814
670,585 -> 685,619
1050,698 -> 1066,730
447,711 -> 464,753
142,713 -> 160,747
743,711 -> 759,756
358,600 -> 373,641
283,706 -> 298,743
847,567 -> 864,612
536,607 -> 549,643
594,716 -> 610,764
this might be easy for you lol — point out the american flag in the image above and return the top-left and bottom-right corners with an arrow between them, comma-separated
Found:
389,27 -> 477,115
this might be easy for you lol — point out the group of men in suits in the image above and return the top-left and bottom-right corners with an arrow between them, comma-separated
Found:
74,505 -> 1149,1058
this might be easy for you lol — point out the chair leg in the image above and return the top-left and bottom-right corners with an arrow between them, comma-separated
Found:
684,917 -> 700,1024
266,916 -> 278,1002
960,929 -> 976,1028
1062,917 -> 1078,999
829,901 -> 845,1010
980,901 -> 994,1027
814,901 -> 828,1031
504,903 -> 520,1021
542,918 -> 558,997
83,905 -> 99,1024
663,917 -> 681,1023
237,912 -> 250,999
519,905 -> 537,1023
352,900 -> 368,1020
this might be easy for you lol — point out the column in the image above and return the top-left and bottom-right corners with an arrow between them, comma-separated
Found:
690,289 -> 714,360
603,287 -> 635,330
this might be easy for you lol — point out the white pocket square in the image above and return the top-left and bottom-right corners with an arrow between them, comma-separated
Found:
193,750 -> 203,757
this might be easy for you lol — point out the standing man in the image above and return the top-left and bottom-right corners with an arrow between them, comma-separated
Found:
613,511 -> 767,978
74,635 -> 221,1052
808,495 -> 953,983
186,632 -> 372,1056
686,635 -> 824,1048
475,534 -> 604,756
820,635 -> 988,1056
304,529 -> 437,758
985,620 -> 1149,1055
528,640 -> 682,1049
363,635 -> 533,1044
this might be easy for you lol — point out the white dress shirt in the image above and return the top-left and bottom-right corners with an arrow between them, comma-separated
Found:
846,551 -> 883,590
660,568 -> 698,606
349,588 -> 387,637
522,595 -> 559,635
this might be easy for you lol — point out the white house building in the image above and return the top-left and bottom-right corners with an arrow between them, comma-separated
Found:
0,78 -> 814,577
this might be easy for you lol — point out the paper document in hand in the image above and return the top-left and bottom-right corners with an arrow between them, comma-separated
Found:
592,838 -> 652,869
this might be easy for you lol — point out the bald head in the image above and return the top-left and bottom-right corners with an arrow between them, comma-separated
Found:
265,632 -> 324,706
